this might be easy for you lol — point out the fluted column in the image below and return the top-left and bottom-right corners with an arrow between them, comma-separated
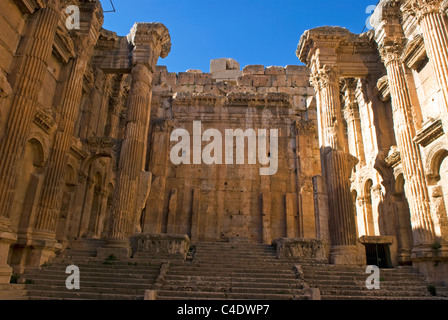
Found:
310,66 -> 359,265
108,64 -> 153,242
0,2 -> 60,283
342,78 -> 366,166
32,2 -> 103,249
99,23 -> 171,258
379,43 -> 436,247
402,0 -> 448,129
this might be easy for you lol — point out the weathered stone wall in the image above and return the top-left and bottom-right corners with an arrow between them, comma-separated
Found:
144,62 -> 321,243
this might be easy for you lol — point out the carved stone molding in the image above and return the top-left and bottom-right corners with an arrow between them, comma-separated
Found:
14,0 -> 44,14
414,118 -> 445,147
401,34 -> 428,70
70,143 -> 89,161
33,108 -> 56,135
172,92 -> 225,107
53,26 -> 75,64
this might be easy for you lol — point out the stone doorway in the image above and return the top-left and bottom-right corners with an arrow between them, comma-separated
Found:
365,243 -> 392,268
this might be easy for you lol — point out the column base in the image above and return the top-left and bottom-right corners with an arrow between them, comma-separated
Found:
396,250 -> 413,266
330,245 -> 364,265
0,223 -> 17,284
19,230 -> 62,270
97,239 -> 132,260
411,244 -> 448,285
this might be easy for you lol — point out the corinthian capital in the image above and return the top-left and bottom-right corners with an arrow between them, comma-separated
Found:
310,65 -> 339,90
378,41 -> 404,66
127,23 -> 172,69
401,0 -> 447,21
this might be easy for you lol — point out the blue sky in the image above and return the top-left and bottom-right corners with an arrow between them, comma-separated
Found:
100,0 -> 378,73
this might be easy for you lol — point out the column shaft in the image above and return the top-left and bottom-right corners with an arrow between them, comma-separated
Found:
0,7 -> 59,222
109,65 -> 153,241
313,67 -> 359,264
386,58 -> 435,245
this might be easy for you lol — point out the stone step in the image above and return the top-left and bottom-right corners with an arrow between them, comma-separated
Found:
165,275 -> 298,284
26,284 -> 150,295
304,274 -> 425,282
26,290 -> 144,300
163,279 -> 302,289
321,295 -> 443,300
166,270 -> 297,279
318,287 -> 432,297
193,254 -> 278,260
302,268 -> 420,276
161,286 -> 304,296
24,264 -> 162,273
155,290 -> 303,300
168,264 -> 295,272
0,284 -> 28,300
25,278 -> 156,288
61,250 -> 98,257
24,272 -> 159,283
307,279 -> 428,287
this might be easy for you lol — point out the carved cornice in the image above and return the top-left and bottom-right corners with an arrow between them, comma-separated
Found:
414,118 -> 445,147
70,142 -> 89,161
53,26 -> 75,64
87,136 -> 116,157
172,92 -> 225,107
296,26 -> 352,64
401,34 -> 428,69
33,108 -> 56,134
14,0 -> 44,14
226,92 -> 291,108
401,0 -> 447,21
95,29 -> 119,51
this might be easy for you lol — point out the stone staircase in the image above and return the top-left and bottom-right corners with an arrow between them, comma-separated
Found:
1,239 -> 446,300
300,264 -> 446,300
20,239 -> 161,300
0,284 -> 28,300
154,242 -> 307,300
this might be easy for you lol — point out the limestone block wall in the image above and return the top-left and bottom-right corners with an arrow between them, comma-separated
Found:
145,63 -> 321,243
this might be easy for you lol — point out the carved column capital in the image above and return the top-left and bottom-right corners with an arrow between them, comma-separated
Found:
401,0 -> 447,21
319,65 -> 339,87
378,41 -> 405,66
127,23 -> 172,69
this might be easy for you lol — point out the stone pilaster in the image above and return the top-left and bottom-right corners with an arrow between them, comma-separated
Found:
0,2 -> 61,282
100,23 -> 171,258
310,66 -> 360,265
402,0 -> 448,131
377,41 -> 436,249
29,1 -> 103,268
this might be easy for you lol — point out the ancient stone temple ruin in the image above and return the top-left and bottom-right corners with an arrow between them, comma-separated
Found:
0,0 -> 448,300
